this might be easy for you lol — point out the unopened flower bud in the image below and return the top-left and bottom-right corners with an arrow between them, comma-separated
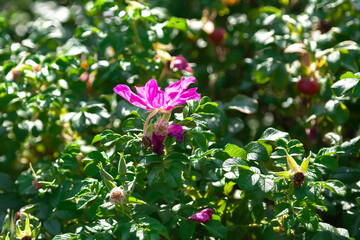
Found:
154,120 -> 169,137
109,187 -> 126,204
170,55 -> 193,73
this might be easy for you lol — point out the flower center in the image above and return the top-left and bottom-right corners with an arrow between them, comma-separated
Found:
154,120 -> 169,136
293,172 -> 305,188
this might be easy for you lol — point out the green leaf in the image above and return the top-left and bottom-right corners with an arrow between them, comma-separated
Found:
323,180 -> 346,196
71,112 -> 86,132
191,131 -> 208,151
253,29 -> 274,45
327,51 -> 341,72
224,95 -> 258,114
325,100 -> 349,125
259,128 -> 289,142
94,130 -> 121,147
297,210 -> 319,231
52,234 -> 77,240
179,220 -> 195,240
127,196 -> 147,205
245,142 -> 268,161
273,64 -> 288,91
196,102 -> 221,117
317,222 -> 350,239
163,165 -> 182,188
237,169 -> 259,190
148,166 -> 163,186
257,177 -> 274,194
341,136 -> 360,158
332,167 -> 360,183
224,144 -> 247,159
0,172 -> 15,192
202,220 -> 227,239
284,214 -> 296,232
341,53 -> 359,72
331,78 -> 359,96
165,153 -> 189,163
164,17 -> 188,32
318,146 -> 344,156
259,6 -> 282,14
137,216 -> 170,239
314,156 -> 339,171
122,118 -> 143,132
91,134 -> 103,144
187,100 -> 200,113
275,202 -> 290,217
222,158 -> 248,169
44,218 -> 61,235
353,81 -> 360,97
224,181 -> 236,196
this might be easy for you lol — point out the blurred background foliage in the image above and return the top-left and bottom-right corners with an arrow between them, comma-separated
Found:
0,0 -> 360,239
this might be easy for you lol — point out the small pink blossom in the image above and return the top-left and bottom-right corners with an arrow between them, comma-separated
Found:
188,209 -> 214,223
113,77 -> 200,112
170,55 -> 193,73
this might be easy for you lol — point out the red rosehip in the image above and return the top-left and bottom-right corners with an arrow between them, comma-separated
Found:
297,78 -> 320,94
209,28 -> 226,44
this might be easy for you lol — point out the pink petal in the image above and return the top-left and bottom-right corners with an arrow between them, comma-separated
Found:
167,124 -> 183,142
179,88 -> 201,101
185,66 -> 194,73
113,84 -> 150,110
164,77 -> 200,109
152,133 -> 166,156
165,88 -> 201,110
180,76 -> 196,89
135,86 -> 146,99
145,79 -> 165,109
188,209 -> 213,223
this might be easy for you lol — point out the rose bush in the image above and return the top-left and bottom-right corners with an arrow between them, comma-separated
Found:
0,0 -> 360,239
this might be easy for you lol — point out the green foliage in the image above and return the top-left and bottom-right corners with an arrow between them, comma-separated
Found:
1,0 -> 360,239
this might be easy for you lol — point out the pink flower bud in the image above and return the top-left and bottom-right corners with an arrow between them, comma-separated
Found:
188,209 -> 214,223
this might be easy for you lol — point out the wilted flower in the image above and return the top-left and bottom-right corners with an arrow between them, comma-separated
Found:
109,187 -> 126,204
152,120 -> 184,156
32,178 -> 43,190
170,55 -> 193,73
113,77 -> 201,112
274,150 -> 311,188
188,209 -> 214,223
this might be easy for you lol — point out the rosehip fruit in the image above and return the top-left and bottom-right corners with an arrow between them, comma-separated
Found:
209,28 -> 226,44
297,78 -> 320,94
